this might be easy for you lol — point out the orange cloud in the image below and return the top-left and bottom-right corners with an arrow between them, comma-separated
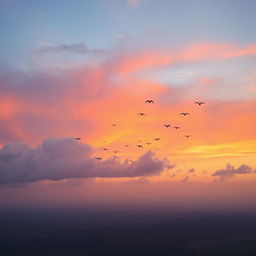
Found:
110,43 -> 256,75
0,42 -> 256,182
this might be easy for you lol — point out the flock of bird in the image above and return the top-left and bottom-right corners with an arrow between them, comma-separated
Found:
73,100 -> 205,161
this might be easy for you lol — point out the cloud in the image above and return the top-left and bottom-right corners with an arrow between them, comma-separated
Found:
188,168 -> 195,173
0,41 -> 256,172
38,43 -> 104,55
112,43 -> 256,74
212,164 -> 256,181
0,137 -> 169,184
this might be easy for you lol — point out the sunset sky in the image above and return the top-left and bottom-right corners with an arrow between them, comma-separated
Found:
0,0 -> 256,211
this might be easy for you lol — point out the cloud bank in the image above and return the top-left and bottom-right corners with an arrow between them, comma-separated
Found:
0,137 -> 169,184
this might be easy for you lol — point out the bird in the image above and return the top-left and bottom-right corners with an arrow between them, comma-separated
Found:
102,148 -> 108,150
146,142 -> 151,145
114,151 -> 119,154
164,124 -> 171,128
95,157 -> 102,160
129,160 -> 135,163
112,123 -> 117,126
154,138 -> 160,141
138,112 -> 146,116
145,99 -> 154,104
184,135 -> 191,138
194,101 -> 205,106
137,145 -> 143,148
73,137 -> 81,140
173,126 -> 180,129
180,112 -> 190,116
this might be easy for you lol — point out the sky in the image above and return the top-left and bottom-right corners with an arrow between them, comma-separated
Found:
0,0 -> 256,212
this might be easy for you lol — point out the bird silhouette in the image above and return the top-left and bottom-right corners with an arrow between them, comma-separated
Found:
138,112 -> 146,116
129,160 -> 135,163
114,151 -> 119,154
180,112 -> 190,116
137,145 -> 143,148
154,138 -> 160,141
112,123 -> 117,126
102,148 -> 108,150
173,126 -> 180,129
146,142 -> 151,145
164,124 -> 171,128
95,157 -> 102,160
184,135 -> 191,138
194,101 -> 205,106
145,99 -> 154,103
73,137 -> 81,140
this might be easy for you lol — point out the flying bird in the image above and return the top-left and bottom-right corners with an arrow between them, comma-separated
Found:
184,135 -> 191,138
102,148 -> 108,150
180,112 -> 190,116
73,137 -> 81,140
154,138 -> 160,141
164,124 -> 171,128
112,123 -> 117,126
194,101 -> 205,106
114,151 -> 119,154
137,145 -> 143,148
138,112 -> 146,116
129,160 -> 135,163
146,142 -> 151,145
173,126 -> 180,129
145,99 -> 154,104
95,157 -> 102,160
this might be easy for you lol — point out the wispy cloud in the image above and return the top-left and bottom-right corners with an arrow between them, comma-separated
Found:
38,43 -> 104,55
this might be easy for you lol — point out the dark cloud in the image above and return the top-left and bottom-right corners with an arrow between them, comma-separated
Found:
38,43 -> 105,55
212,164 -> 256,181
0,137 -> 169,184
188,168 -> 195,173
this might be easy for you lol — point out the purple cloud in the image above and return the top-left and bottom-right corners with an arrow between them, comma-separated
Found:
0,137 -> 170,184
212,164 -> 256,181
188,168 -> 195,173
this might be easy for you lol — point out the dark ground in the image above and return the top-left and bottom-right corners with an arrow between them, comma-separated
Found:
1,209 -> 256,256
